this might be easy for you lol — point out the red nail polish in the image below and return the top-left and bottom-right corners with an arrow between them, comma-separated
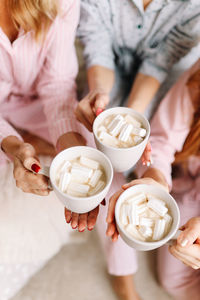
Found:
79,229 -> 85,232
88,227 -> 93,231
31,164 -> 41,173
96,108 -> 104,116
72,226 -> 77,229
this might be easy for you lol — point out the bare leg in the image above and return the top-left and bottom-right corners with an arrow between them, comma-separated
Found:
111,275 -> 141,300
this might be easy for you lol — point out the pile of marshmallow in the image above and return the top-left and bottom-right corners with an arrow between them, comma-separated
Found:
120,193 -> 172,242
97,114 -> 146,148
56,156 -> 106,197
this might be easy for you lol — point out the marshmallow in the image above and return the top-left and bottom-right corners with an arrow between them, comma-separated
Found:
118,123 -> 133,142
147,195 -> 166,207
147,198 -> 168,217
124,114 -> 141,128
71,163 -> 93,183
139,226 -> 153,238
67,182 -> 90,197
120,192 -> 173,243
60,161 -> 71,173
97,125 -> 107,134
120,204 -> 129,226
99,131 -> 118,147
126,224 -> 146,241
107,114 -> 124,137
147,209 -> 160,219
163,213 -> 172,235
137,203 -> 148,215
132,135 -> 143,145
132,127 -> 146,138
126,193 -> 146,205
128,204 -> 139,225
97,113 -> 146,148
139,217 -> 154,227
80,156 -> 100,170
57,156 -> 106,197
153,219 -> 166,241
89,169 -> 103,187
88,180 -> 105,196
59,172 -> 71,193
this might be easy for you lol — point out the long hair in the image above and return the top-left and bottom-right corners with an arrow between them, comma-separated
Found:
8,0 -> 59,40
174,69 -> 200,163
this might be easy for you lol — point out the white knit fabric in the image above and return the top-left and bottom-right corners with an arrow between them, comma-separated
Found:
0,157 -> 87,299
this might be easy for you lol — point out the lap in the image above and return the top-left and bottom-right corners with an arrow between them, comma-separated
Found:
0,159 -> 71,264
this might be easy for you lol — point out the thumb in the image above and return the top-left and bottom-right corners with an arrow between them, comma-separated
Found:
16,143 -> 41,173
94,93 -> 109,116
177,227 -> 200,248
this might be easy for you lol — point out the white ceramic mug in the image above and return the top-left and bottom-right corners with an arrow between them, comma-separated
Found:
39,146 -> 113,214
93,107 -> 150,172
115,184 -> 180,251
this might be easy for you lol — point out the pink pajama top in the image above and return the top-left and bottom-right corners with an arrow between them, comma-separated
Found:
138,59 -> 200,202
0,0 -> 83,165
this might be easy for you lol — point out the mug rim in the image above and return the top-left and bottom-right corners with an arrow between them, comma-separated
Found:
49,146 -> 114,201
93,107 -> 150,151
115,184 -> 180,246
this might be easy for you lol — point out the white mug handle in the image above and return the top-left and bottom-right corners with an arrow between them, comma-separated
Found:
167,229 -> 182,245
38,166 -> 53,190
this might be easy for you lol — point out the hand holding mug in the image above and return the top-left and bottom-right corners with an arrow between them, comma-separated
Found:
75,89 -> 110,131
2,136 -> 49,196
106,178 -> 167,242
169,217 -> 200,269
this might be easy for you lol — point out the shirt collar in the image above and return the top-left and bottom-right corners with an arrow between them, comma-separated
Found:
131,0 -> 193,16
131,0 -> 166,15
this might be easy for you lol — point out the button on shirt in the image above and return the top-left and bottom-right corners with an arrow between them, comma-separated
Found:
78,0 -> 200,83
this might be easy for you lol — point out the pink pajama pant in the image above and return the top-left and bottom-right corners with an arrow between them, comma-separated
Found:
1,98 -> 138,276
157,190 -> 200,300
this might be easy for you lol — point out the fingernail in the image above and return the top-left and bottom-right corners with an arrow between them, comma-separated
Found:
31,164 -> 41,173
88,227 -> 93,231
79,229 -> 85,233
96,108 -> 104,116
72,225 -> 77,229
122,184 -> 127,189
180,238 -> 188,247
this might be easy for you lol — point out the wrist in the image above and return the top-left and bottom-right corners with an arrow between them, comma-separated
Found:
142,168 -> 169,192
90,87 -> 110,96
1,136 -> 23,157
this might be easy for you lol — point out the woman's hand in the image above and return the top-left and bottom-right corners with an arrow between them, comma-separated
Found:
64,199 -> 106,232
169,217 -> 200,269
75,90 -> 110,131
106,177 -> 168,242
2,136 -> 50,196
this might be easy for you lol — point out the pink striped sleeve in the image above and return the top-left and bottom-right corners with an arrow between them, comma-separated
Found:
36,0 -> 81,145
137,62 -> 198,189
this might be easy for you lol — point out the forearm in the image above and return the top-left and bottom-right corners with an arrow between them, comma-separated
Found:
87,65 -> 115,94
127,73 -> 160,113
56,132 -> 87,152
142,167 -> 169,191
